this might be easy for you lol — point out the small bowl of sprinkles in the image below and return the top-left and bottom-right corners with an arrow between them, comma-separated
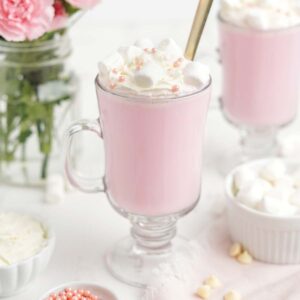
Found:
40,282 -> 118,300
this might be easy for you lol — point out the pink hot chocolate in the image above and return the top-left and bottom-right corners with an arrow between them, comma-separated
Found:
96,83 -> 211,216
219,21 -> 300,127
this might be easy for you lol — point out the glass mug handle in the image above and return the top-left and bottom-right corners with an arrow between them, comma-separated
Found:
65,119 -> 105,193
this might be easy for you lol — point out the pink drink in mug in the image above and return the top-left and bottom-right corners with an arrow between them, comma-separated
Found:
96,78 -> 211,217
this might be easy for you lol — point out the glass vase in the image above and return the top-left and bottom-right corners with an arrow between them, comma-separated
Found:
0,33 -> 77,187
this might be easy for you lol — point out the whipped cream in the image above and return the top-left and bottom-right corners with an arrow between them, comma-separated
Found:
220,0 -> 300,30
232,159 -> 300,217
0,213 -> 48,266
98,38 -> 210,98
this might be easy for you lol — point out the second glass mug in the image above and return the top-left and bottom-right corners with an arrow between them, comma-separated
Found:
65,75 -> 211,287
219,16 -> 300,163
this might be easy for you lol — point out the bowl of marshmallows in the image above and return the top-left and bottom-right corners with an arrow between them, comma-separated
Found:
225,158 -> 300,264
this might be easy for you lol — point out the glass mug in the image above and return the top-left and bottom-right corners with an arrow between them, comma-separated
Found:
65,75 -> 211,287
219,16 -> 300,163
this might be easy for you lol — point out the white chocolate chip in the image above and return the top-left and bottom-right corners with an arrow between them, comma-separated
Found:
237,250 -> 253,265
98,52 -> 124,76
196,285 -> 211,299
224,290 -> 241,300
134,38 -> 154,49
183,62 -> 210,88
203,275 -> 222,289
229,243 -> 242,257
134,61 -> 164,88
118,46 -> 143,64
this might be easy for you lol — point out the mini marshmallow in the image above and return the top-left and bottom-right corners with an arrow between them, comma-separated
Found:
134,38 -> 154,50
221,0 -> 241,10
183,62 -> 210,88
134,61 -> 164,88
237,179 -> 272,208
259,195 -> 298,216
233,167 -> 256,191
289,189 -> 300,208
268,186 -> 296,203
274,175 -> 294,188
259,159 -> 287,182
158,38 -> 183,59
118,46 -> 143,64
98,52 -> 124,76
246,9 -> 269,30
45,174 -> 65,204
258,0 -> 282,7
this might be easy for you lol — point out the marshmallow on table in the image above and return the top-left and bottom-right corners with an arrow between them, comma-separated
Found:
237,178 -> 272,208
98,52 -> 124,76
183,62 -> 210,88
233,167 -> 256,191
158,38 -> 183,60
259,159 -> 287,182
45,174 -> 65,204
134,61 -> 164,88
118,46 -> 143,64
134,38 -> 154,50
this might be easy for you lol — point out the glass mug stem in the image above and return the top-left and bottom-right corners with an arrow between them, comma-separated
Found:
65,119 -> 105,193
240,126 -> 277,161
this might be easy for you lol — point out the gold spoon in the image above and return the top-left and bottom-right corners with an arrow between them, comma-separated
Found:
185,0 -> 214,61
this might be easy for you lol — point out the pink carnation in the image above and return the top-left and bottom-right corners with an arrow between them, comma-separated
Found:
66,0 -> 100,9
0,0 -> 55,42
51,0 -> 68,31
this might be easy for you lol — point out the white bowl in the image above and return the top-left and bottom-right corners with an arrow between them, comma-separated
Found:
39,282 -> 118,300
0,215 -> 55,297
225,159 -> 300,264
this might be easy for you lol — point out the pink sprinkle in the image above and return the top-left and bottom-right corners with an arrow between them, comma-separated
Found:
112,68 -> 118,74
171,85 -> 179,93
173,61 -> 180,68
118,75 -> 125,82
151,48 -> 157,54
109,83 -> 117,90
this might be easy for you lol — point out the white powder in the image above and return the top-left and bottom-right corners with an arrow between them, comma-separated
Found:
142,241 -> 202,300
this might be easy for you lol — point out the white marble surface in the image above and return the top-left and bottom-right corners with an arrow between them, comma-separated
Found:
1,2 -> 300,299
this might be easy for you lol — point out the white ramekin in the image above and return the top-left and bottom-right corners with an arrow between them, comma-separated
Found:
39,282 -> 118,300
226,159 -> 300,264
0,215 -> 55,297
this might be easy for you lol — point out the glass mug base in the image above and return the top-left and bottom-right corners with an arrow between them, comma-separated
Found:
106,235 -> 188,288
105,195 -> 199,288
